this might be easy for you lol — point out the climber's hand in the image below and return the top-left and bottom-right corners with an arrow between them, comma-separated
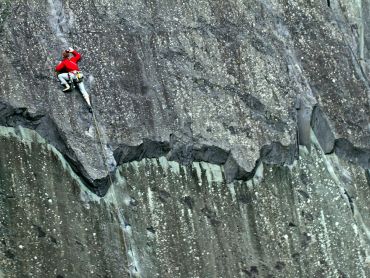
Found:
68,47 -> 74,52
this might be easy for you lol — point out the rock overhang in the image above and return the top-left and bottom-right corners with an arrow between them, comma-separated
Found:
0,0 -> 369,194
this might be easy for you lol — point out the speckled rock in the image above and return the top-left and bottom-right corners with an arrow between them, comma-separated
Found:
0,0 -> 369,189
1,0 -> 370,277
0,127 -> 129,278
0,126 -> 369,277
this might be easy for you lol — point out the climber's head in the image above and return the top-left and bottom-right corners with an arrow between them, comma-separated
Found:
62,50 -> 70,59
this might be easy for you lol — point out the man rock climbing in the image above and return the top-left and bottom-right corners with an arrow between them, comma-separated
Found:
55,47 -> 92,112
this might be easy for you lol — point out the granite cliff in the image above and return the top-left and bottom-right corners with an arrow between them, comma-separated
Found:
0,0 -> 369,277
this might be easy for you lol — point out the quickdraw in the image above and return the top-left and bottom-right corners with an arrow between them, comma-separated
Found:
75,71 -> 84,82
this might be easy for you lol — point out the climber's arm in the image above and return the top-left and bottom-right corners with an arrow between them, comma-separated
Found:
69,48 -> 81,62
55,61 -> 64,72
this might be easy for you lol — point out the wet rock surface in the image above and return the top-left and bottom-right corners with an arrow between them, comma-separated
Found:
0,0 -> 370,277
0,127 -> 369,277
0,127 -> 128,278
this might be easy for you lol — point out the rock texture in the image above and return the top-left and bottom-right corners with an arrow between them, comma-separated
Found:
0,126 -> 369,277
0,0 -> 370,277
0,127 -> 128,278
1,0 -> 369,189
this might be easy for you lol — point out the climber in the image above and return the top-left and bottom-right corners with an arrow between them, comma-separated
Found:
55,47 -> 92,112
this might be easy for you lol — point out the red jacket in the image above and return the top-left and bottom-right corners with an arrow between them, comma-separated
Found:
55,50 -> 81,72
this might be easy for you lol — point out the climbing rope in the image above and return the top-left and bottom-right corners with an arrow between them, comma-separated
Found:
91,110 -> 136,278
41,2 -> 137,273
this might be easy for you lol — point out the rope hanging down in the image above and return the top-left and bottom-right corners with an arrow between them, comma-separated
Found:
91,110 -> 137,278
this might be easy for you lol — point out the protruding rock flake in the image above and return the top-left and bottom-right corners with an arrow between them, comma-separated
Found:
1,125 -> 369,276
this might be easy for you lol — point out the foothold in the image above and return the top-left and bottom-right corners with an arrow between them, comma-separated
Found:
146,226 -> 156,234
292,252 -> 300,262
75,240 -> 83,246
275,261 -> 286,271
299,172 -> 309,185
182,196 -> 193,209
319,259 -> 328,267
297,189 -> 310,199
250,266 -> 258,274
158,190 -> 171,203
237,192 -> 251,204
129,197 -> 138,207
228,126 -> 236,135
304,212 -> 314,222
50,236 -> 58,245
33,225 -> 46,238
201,207 -> 221,226
301,232 -> 312,248
4,250 -> 15,260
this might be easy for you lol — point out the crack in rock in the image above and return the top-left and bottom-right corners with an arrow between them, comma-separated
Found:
1,100 -> 369,197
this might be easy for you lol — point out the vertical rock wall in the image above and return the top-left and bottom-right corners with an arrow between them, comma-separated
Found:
0,0 -> 369,187
0,127 -> 369,277
0,127 -> 129,278
0,0 -> 370,277
112,134 -> 370,277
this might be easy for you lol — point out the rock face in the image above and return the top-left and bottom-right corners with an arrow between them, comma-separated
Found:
0,127 -> 128,278
0,0 -> 369,277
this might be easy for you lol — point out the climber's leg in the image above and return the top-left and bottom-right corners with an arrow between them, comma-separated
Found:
58,73 -> 71,91
77,81 -> 92,108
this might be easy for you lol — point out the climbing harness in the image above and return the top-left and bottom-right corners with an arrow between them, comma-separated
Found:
67,71 -> 84,85
40,43 -> 135,276
70,71 -> 84,83
66,74 -> 75,90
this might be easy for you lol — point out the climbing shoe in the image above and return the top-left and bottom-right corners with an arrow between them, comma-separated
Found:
88,106 -> 93,113
62,83 -> 71,92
